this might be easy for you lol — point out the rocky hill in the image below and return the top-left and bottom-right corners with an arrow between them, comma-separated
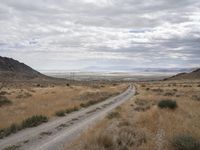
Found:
0,56 -> 44,80
165,68 -> 200,80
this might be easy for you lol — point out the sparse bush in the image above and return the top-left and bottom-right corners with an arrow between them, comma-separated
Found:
152,88 -> 164,92
81,100 -> 97,107
16,92 -> 32,99
192,95 -> 200,101
164,92 -> 175,96
172,83 -> 177,86
22,115 -> 48,128
117,128 -> 146,148
66,83 -> 70,86
84,133 -> 114,149
158,100 -> 177,109
0,96 -> 12,107
0,124 -> 20,139
55,110 -> 65,117
107,111 -> 120,119
65,106 -> 79,113
141,84 -> 146,87
36,84 -> 41,87
2,145 -> 21,150
146,88 -> 150,91
8,124 -> 19,134
172,134 -> 200,150
0,115 -> 48,139
197,84 -> 200,87
0,91 -> 8,95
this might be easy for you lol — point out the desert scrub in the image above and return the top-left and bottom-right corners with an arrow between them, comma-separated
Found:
107,111 -> 120,119
0,115 -> 49,139
2,145 -> 21,150
158,100 -> 177,109
192,95 -> 200,101
65,106 -> 79,113
0,96 -> 12,107
55,110 -> 65,117
22,115 -> 48,128
172,134 -> 200,150
83,133 -> 114,150
164,92 -> 175,96
0,124 -> 20,139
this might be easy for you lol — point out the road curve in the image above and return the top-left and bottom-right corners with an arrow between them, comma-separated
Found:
0,85 -> 135,150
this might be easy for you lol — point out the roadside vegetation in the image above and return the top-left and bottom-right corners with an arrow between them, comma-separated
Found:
55,91 -> 122,117
0,96 -> 12,107
68,80 -> 200,150
0,83 -> 127,129
0,115 -> 48,139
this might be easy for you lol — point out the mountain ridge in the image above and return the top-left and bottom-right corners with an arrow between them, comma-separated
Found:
0,56 -> 44,80
165,68 -> 200,80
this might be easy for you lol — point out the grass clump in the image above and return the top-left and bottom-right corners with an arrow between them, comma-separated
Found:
192,95 -> 200,101
0,96 -> 12,107
65,106 -> 79,113
22,115 -> 48,128
158,100 -> 177,109
172,134 -> 200,150
2,145 -> 21,150
0,124 -> 20,139
107,111 -> 120,119
55,110 -> 65,117
55,106 -> 80,117
0,115 -> 48,139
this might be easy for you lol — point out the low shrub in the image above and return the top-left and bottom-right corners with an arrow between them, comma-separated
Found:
152,88 -> 164,92
0,115 -> 48,139
146,88 -> 150,91
2,145 -> 21,150
164,92 -> 175,96
192,95 -> 200,101
0,124 -> 20,139
55,110 -> 65,117
0,96 -> 12,107
65,106 -> 79,113
158,100 -> 177,109
107,111 -> 120,119
0,91 -> 8,95
172,134 -> 200,150
22,115 -> 48,128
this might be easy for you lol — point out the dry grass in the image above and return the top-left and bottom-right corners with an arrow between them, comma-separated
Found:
68,80 -> 200,150
0,83 -> 127,129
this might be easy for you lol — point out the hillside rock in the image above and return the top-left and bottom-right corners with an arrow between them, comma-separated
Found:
165,68 -> 200,80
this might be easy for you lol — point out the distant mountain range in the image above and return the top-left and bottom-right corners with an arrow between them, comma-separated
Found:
83,66 -> 196,73
0,56 -> 199,81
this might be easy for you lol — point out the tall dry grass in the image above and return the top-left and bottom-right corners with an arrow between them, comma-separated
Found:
0,83 -> 127,129
68,80 -> 200,150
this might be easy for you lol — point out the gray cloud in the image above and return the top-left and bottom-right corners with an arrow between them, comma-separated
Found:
0,0 -> 200,70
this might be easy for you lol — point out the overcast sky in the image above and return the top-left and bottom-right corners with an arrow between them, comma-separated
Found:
0,0 -> 200,71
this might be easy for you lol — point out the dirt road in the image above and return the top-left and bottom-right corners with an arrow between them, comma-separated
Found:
0,85 -> 135,150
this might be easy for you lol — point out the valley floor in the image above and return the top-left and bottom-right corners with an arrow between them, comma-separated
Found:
0,82 -> 127,129
68,80 -> 200,150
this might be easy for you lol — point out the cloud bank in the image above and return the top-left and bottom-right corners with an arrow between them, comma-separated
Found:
0,0 -> 200,70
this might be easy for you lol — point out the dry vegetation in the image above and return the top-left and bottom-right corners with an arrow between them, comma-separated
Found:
68,80 -> 200,150
0,82 -> 127,129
